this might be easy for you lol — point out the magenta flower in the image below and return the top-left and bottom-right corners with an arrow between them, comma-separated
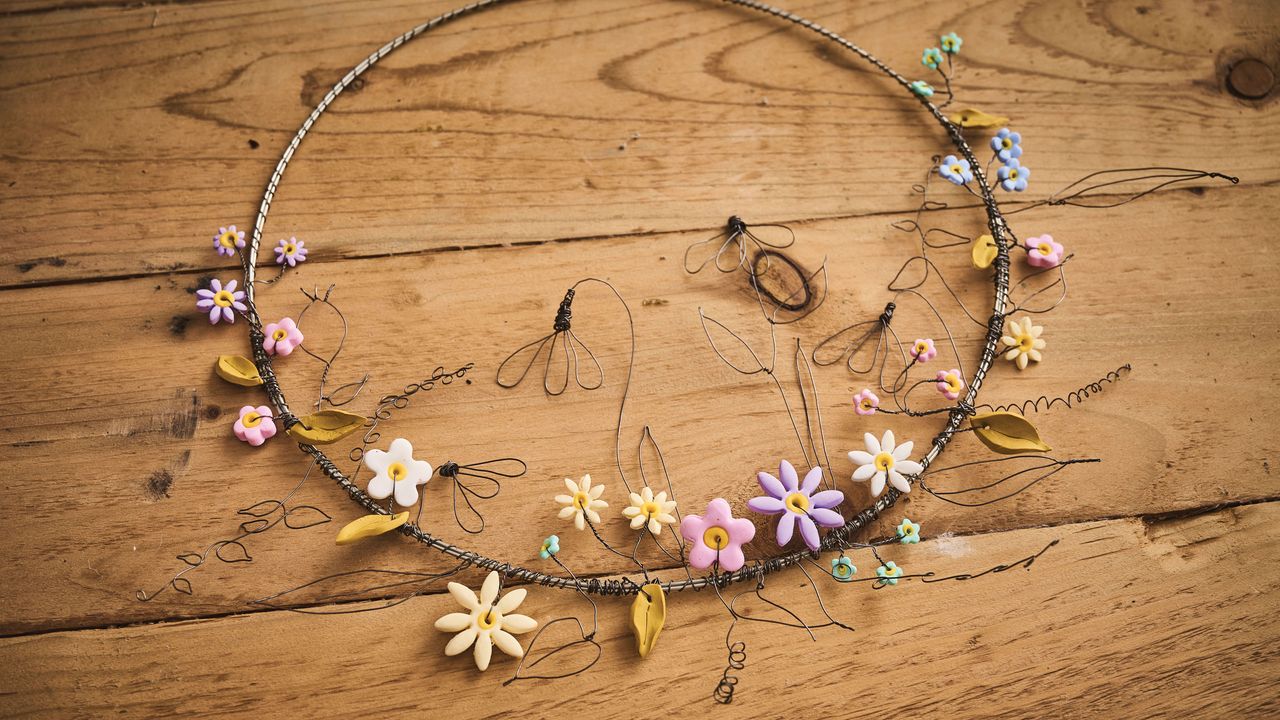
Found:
195,278 -> 247,324
213,225 -> 245,257
275,237 -> 309,267
233,405 -> 277,446
910,338 -> 938,362
1024,234 -> 1064,268
679,498 -> 755,572
747,460 -> 844,551
263,317 -> 304,356
935,368 -> 965,401
853,388 -> 879,416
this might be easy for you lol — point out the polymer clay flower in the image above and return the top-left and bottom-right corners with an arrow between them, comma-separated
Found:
910,337 -> 938,363
194,278 -> 246,324
275,237 -> 308,267
622,486 -> 678,535
831,556 -> 856,582
538,535 -> 560,559
935,368 -> 965,401
555,474 -> 608,531
1001,316 -> 1046,370
938,155 -> 973,185
921,47 -> 943,69
212,225 -> 245,257
909,80 -> 934,97
853,388 -> 880,416
849,430 -> 924,497
990,128 -> 1023,162
233,405 -> 277,446
364,438 -> 433,507
940,32 -> 962,54
262,317 -> 304,357
997,158 -> 1030,192
680,498 -> 755,572
1024,234 -> 1064,268
896,518 -> 921,544
747,460 -> 845,551
435,571 -> 537,672
876,560 -> 904,585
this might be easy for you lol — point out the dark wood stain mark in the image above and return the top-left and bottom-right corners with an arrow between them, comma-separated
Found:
16,257 -> 68,273
169,315 -> 190,336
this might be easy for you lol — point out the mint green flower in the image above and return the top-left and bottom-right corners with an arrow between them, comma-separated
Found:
831,556 -> 857,582
539,534 -> 560,559
896,518 -> 921,544
921,47 -> 944,70
940,32 -> 963,55
876,560 -> 904,585
909,81 -> 934,98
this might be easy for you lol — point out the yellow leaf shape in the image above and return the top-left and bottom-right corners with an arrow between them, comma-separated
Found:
970,411 -> 1052,454
971,234 -> 998,270
286,409 -> 367,445
335,512 -> 409,545
215,355 -> 263,387
630,583 -> 666,658
948,107 -> 1010,128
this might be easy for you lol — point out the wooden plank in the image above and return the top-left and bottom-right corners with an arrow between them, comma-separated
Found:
0,180 -> 1275,634
1,0 -> 1275,287
1,504 -> 1275,718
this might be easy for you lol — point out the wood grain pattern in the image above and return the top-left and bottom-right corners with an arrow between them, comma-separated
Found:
0,0 -> 1277,717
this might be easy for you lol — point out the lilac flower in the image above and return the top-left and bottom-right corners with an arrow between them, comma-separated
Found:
275,237 -> 308,267
195,278 -> 247,324
997,159 -> 1031,192
938,155 -> 973,185
990,128 -> 1023,162
747,459 -> 845,551
212,225 -> 245,257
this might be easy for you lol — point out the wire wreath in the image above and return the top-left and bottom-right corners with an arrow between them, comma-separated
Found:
235,0 -> 1014,596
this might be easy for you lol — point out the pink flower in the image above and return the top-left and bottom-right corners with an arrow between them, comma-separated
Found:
853,388 -> 879,416
194,278 -> 247,324
935,368 -> 965,401
1024,234 -> 1064,268
679,498 -> 756,572
213,225 -> 245,257
263,317 -> 304,356
910,338 -> 937,362
233,405 -> 277,446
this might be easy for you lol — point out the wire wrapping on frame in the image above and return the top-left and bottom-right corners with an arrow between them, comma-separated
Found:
236,0 -> 1016,596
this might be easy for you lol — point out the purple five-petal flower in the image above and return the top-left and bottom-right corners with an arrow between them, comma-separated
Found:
747,459 -> 845,551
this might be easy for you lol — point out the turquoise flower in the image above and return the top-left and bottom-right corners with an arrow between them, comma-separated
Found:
830,556 -> 857,583
896,518 -> 921,544
940,32 -> 963,55
921,47 -> 944,70
876,560 -> 904,585
909,81 -> 935,98
539,534 -> 560,559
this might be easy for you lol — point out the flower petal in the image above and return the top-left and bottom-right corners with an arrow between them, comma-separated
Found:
800,466 -> 823,494
474,631 -> 493,671
778,460 -> 799,491
880,430 -> 896,454
809,507 -> 844,527
367,474 -> 393,500
491,628 -> 524,658
393,480 -> 420,508
852,464 -> 876,481
448,581 -> 479,611
848,450 -> 874,465
893,440 -> 915,461
870,471 -> 886,497
363,448 -> 390,474
495,588 -> 526,613
797,516 -> 820,551
480,572 -> 500,607
747,496 -> 785,514
888,470 -> 912,493
864,432 -> 881,454
444,626 -> 477,656
503,613 -> 537,633
776,512 -> 796,545
435,612 -> 472,632
756,472 -> 786,499
809,490 -> 844,509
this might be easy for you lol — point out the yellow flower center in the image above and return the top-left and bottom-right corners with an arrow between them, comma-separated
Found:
574,491 -> 591,509
284,243 -> 296,254
703,526 -> 729,550
476,608 -> 499,630
213,290 -> 235,307
914,341 -> 928,354
218,231 -> 238,248
949,164 -> 962,174
944,373 -> 961,392
874,452 -> 895,471
642,501 -> 660,517
1037,242 -> 1053,255
902,524 -> 915,535
1002,138 -> 1013,149
272,328 -> 288,341
1018,335 -> 1034,351
388,462 -> 407,481
860,399 -> 873,410
783,492 -> 810,515
1008,168 -> 1019,179
240,411 -> 263,428
834,563 -> 851,577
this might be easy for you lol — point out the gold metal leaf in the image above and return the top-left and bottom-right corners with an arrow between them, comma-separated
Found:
630,583 -> 666,658
948,107 -> 1010,128
971,234 -> 998,270
970,411 -> 1052,454
335,512 -> 410,545
215,354 -> 263,386
286,409 -> 367,445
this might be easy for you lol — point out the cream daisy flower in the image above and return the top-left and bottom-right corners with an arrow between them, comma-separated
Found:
434,571 -> 537,672
622,486 -> 678,535
555,474 -> 608,530
1001,316 -> 1046,370
848,430 -> 924,497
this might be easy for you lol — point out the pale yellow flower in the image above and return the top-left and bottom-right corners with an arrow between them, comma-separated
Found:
1001,316 -> 1046,370
434,571 -> 536,672
622,486 -> 678,535
554,474 -> 608,530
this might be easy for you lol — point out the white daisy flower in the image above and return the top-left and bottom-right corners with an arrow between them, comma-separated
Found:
621,486 -> 678,535
363,437 -> 433,507
554,474 -> 608,530
434,571 -> 537,671
848,430 -> 924,497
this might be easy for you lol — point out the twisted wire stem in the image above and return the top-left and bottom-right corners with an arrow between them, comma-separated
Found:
239,0 -> 1012,596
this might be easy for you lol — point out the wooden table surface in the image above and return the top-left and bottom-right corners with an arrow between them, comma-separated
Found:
2,0 -> 1277,717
